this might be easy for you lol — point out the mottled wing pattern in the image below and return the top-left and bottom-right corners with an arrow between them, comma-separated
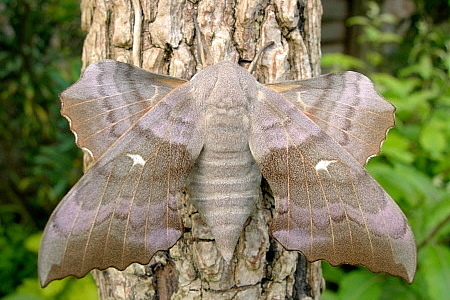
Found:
249,86 -> 416,283
38,66 -> 202,287
60,60 -> 187,161
265,72 -> 395,165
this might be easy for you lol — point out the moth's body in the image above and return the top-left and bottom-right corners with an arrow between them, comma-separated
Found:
187,64 -> 261,260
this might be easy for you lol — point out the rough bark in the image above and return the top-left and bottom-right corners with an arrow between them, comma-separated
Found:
80,0 -> 324,299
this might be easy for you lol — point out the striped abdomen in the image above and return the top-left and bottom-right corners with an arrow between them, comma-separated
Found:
188,145 -> 261,261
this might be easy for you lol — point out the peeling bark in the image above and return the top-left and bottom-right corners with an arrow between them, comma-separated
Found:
80,0 -> 325,299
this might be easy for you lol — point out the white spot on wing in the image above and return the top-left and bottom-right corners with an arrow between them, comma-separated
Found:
315,160 -> 337,172
127,153 -> 146,166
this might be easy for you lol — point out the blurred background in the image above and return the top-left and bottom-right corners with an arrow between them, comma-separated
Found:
0,0 -> 448,299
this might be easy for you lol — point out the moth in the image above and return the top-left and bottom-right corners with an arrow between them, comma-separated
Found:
38,60 -> 416,287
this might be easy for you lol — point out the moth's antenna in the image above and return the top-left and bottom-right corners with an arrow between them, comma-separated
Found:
194,18 -> 208,67
248,42 -> 274,74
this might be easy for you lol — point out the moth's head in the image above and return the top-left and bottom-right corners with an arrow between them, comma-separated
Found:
191,62 -> 260,104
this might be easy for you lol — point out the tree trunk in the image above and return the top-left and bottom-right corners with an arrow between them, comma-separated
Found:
80,0 -> 324,299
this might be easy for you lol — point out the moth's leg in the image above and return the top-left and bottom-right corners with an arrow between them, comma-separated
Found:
247,41 -> 274,74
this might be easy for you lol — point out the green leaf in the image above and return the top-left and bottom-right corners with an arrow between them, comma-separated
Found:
392,163 -> 441,203
419,123 -> 446,159
380,131 -> 414,164
321,53 -> 365,72
366,52 -> 383,66
346,16 -> 369,26
6,278 -> 57,300
40,275 -> 98,299
337,271 -> 382,300
378,13 -> 398,25
59,276 -> 98,300
420,245 -> 450,300
40,277 -> 70,297
365,27 -> 380,42
416,193 -> 450,244
1,295 -> 43,300
418,55 -> 433,79
377,32 -> 401,43
24,232 -> 42,254
322,290 -> 338,300
322,261 -> 346,283
371,74 -> 419,99
379,277 -> 420,300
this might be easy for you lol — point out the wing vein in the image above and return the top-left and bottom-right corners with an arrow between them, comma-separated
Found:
101,165 -> 130,265
78,109 -> 154,145
121,160 -> 146,267
303,106 -> 381,143
64,90 -> 148,108
283,86 -> 393,121
144,141 -> 165,254
315,165 -> 336,256
350,174 -> 376,262
82,166 -> 114,270
59,201 -> 83,278
75,98 -> 157,124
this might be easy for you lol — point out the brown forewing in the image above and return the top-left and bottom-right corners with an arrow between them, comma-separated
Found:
39,73 -> 202,287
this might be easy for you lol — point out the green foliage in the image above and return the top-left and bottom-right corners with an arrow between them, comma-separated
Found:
322,1 -> 449,299
3,275 -> 98,300
0,220 -> 36,295
0,0 -> 96,298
